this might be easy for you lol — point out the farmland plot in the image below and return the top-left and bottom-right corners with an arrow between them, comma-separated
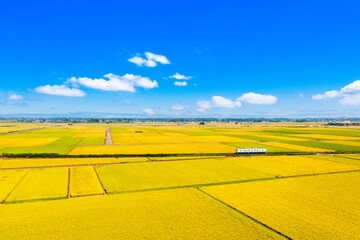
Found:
6,168 -> 68,203
202,172 -> 360,239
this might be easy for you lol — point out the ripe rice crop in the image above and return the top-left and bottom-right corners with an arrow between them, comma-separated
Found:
70,166 -> 104,197
201,172 -> 360,239
0,138 -> 59,147
0,146 -> 74,154
6,167 -> 68,203
148,156 -> 223,161
0,170 -> 28,202
0,158 -> 121,169
0,188 -> 284,239
95,159 -> 269,193
222,155 -> 360,177
69,143 -> 235,155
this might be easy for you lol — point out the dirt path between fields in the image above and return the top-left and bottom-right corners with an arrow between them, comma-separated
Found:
105,128 -> 113,145
0,127 -> 48,136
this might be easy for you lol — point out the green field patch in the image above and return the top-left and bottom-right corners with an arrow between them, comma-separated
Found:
47,137 -> 83,146
78,137 -> 104,145
6,168 -> 68,203
0,146 -> 74,154
224,142 -> 295,152
286,141 -> 360,152
223,134 -> 281,142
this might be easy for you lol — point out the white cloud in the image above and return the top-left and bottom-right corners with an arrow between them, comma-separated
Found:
172,103 -> 184,110
237,92 -> 277,105
35,85 -> 86,97
341,80 -> 360,93
212,96 -> 242,108
197,100 -> 212,109
197,93 -> 277,112
143,108 -> 155,115
312,80 -> 360,106
69,73 -> 158,92
122,100 -> 132,105
299,93 -> 304,97
128,52 -> 169,67
8,94 -> 23,100
145,52 -> 170,65
197,96 -> 241,112
170,73 -> 192,80
312,90 -> 341,100
174,81 -> 187,87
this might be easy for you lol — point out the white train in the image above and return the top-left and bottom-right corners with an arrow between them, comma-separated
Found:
236,148 -> 267,154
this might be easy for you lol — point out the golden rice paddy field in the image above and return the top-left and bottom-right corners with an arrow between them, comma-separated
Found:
1,122 -> 360,238
0,122 -> 359,155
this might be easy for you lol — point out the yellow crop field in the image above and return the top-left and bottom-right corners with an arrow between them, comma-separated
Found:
0,188 -> 284,239
69,143 -> 235,155
260,141 -> 332,152
6,168 -> 68,203
222,155 -> 360,177
70,166 -> 104,197
0,138 -> 59,147
201,172 -> 360,239
95,159 -> 269,193
0,169 -> 28,202
0,158 -> 122,169
148,156 -> 224,161
192,135 -> 251,143
112,134 -> 141,144
184,143 -> 237,153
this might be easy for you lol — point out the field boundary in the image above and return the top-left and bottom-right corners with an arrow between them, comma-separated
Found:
1,169 -> 30,204
4,168 -> 360,204
196,187 -> 292,239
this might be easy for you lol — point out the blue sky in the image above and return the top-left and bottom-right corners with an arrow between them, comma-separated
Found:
1,0 -> 360,117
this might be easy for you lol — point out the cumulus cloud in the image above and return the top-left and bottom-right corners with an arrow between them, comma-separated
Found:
8,94 -> 23,100
171,103 -> 184,110
35,85 -> 86,97
197,96 -> 241,112
212,96 -> 242,108
312,90 -> 341,100
170,73 -> 192,80
197,93 -> 277,112
174,81 -> 187,87
312,80 -> 360,106
128,52 -> 170,67
237,92 -> 278,105
143,108 -> 155,115
69,73 -> 158,92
